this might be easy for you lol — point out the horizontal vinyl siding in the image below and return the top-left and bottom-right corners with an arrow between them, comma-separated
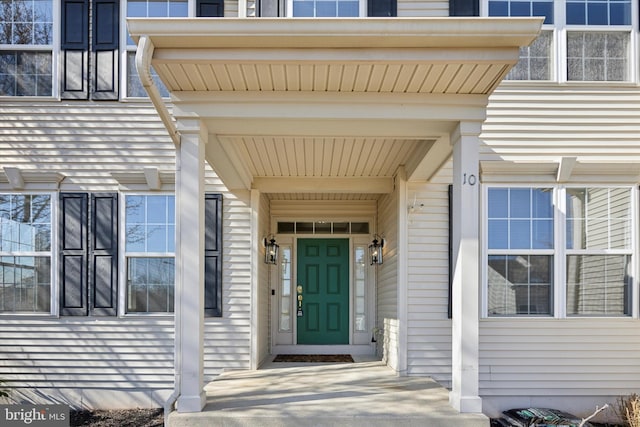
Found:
480,318 -> 640,395
0,102 -> 175,191
406,163 -> 452,385
397,0 -> 448,17
270,199 -> 377,218
482,86 -> 640,162
0,101 -> 253,401
205,191 -> 252,378
0,318 -> 173,407
377,188 -> 398,368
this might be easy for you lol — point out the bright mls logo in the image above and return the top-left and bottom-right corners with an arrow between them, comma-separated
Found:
1,405 -> 68,426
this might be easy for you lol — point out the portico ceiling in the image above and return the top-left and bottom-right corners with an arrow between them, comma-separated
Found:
128,17 -> 542,197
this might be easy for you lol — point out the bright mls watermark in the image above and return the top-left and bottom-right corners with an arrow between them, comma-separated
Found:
1,405 -> 69,426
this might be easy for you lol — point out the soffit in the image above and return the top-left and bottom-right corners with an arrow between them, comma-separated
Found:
128,18 -> 543,195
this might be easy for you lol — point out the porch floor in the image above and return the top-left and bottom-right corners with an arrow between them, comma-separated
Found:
167,356 -> 489,427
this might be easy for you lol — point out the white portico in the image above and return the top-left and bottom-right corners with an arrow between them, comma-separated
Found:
127,17 -> 542,414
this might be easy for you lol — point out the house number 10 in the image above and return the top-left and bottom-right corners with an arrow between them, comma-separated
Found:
463,173 -> 477,186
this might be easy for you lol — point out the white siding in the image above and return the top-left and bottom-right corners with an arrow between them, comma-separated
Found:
377,188 -> 399,369
480,85 -> 640,417
482,86 -> 640,163
397,0 -> 448,17
0,318 -> 174,408
270,199 -> 377,218
0,101 -> 253,406
406,163 -> 453,386
258,192 -> 271,365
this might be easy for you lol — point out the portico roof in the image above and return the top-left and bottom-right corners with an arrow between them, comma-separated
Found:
128,17 -> 542,196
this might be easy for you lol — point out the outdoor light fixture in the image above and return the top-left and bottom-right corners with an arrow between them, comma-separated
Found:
369,234 -> 385,265
263,235 -> 279,265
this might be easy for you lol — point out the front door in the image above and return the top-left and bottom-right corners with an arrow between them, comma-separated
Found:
296,238 -> 349,345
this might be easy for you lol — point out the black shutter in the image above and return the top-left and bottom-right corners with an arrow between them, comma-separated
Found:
368,0 -> 396,16
60,193 -> 89,316
91,0 -> 119,100
61,0 -> 89,99
197,0 -> 225,16
449,0 -> 479,16
447,184 -> 453,319
204,194 -> 223,317
90,194 -> 118,315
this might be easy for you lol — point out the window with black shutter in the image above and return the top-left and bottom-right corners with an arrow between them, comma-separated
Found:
367,0 -> 396,16
449,0 -> 479,16
59,193 -> 118,316
60,0 -> 119,100
197,0 -> 225,16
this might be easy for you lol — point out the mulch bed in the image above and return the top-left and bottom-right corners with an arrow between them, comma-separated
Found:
272,354 -> 354,363
70,408 -> 163,427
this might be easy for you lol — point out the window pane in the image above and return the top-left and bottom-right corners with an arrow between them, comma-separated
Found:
567,255 -> 630,315
0,51 -> 52,96
127,257 -> 174,313
506,31 -> 553,82
0,256 -> 50,313
489,188 -> 553,250
567,32 -> 629,82
0,194 -> 51,252
125,195 -> 175,253
566,187 -> 631,250
354,245 -> 366,331
488,255 -> 552,315
292,0 -> 358,16
279,246 -> 292,331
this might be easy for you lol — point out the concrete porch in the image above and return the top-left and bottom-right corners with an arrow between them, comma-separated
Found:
168,357 -> 489,427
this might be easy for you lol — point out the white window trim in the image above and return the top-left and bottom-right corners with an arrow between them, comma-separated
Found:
0,0 -> 60,99
0,192 -> 57,316
482,184 -> 637,319
285,0 -> 366,17
118,192 -> 176,317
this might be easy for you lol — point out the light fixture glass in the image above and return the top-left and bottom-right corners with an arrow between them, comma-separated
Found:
264,235 -> 279,265
369,234 -> 384,265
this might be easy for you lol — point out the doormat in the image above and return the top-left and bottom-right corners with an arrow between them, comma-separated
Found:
273,354 -> 354,363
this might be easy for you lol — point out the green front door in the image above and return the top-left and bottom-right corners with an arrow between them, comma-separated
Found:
296,238 -> 349,345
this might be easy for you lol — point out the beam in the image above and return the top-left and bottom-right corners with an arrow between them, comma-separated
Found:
143,167 -> 161,190
252,177 -> 393,193
205,134 -> 253,191
406,135 -> 453,182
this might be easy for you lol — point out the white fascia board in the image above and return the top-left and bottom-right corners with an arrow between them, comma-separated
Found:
127,17 -> 543,50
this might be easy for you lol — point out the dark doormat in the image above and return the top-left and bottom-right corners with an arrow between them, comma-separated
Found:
273,354 -> 354,363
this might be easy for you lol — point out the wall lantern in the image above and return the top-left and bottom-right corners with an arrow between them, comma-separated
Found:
263,235 -> 279,265
369,234 -> 385,265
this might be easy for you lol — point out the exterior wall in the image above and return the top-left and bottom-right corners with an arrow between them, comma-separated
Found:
406,163 -> 453,387
0,101 -> 252,407
397,0 -> 448,17
257,192 -> 271,366
478,84 -> 640,417
377,186 -> 399,369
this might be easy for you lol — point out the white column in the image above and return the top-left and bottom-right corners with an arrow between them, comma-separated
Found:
396,166 -> 408,376
449,121 -> 482,413
175,119 -> 206,413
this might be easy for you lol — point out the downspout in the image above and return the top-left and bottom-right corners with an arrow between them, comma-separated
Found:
134,35 -> 182,423
135,35 -> 180,147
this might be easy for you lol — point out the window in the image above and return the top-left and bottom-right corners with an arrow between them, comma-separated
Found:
278,245 -> 292,331
125,195 -> 175,313
124,193 -> 222,316
566,188 -> 631,315
292,0 -> 359,16
0,0 -> 54,96
0,194 -> 51,313
487,188 -> 554,315
125,0 -> 187,97
485,186 -> 634,317
487,0 -> 635,82
354,244 -> 367,331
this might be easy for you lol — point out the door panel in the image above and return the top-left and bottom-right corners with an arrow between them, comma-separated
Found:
297,238 -> 349,345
